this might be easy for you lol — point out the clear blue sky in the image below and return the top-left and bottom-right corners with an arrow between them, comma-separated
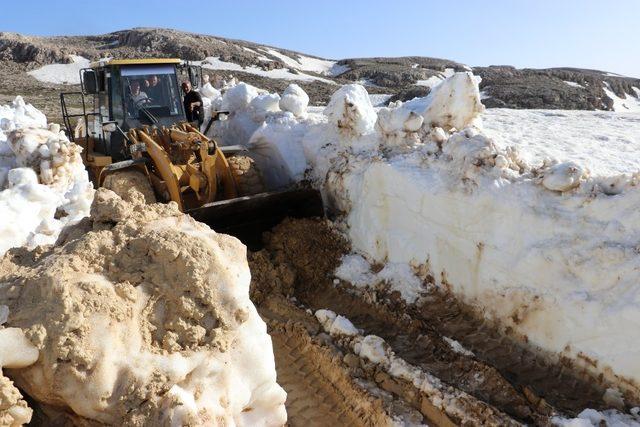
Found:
2,0 -> 639,77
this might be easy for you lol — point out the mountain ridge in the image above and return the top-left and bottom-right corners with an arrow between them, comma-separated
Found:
1,27 -> 639,118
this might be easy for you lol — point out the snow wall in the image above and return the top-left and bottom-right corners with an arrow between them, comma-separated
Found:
209,74 -> 640,400
0,96 -> 94,256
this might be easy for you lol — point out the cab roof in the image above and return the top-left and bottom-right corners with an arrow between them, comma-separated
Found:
91,58 -> 182,68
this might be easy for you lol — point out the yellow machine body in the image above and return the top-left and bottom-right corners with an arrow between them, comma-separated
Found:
61,58 -> 324,246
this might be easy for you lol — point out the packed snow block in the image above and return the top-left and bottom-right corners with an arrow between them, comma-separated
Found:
216,83 -> 268,146
314,309 -> 358,336
0,97 -> 47,138
375,105 -> 424,147
324,84 -> 377,137
342,152 -> 640,396
248,117 -> 309,189
539,161 -> 587,192
0,316 -> 39,426
376,106 -> 423,135
199,81 -> 221,100
221,82 -> 260,112
279,84 -> 309,117
421,72 -> 484,130
0,328 -> 39,369
250,93 -> 281,121
395,72 -> 484,133
0,98 -> 93,256
0,189 -> 287,426
199,81 -> 223,134
216,111 -> 260,147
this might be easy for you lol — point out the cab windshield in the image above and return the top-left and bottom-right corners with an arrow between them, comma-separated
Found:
121,64 -> 183,119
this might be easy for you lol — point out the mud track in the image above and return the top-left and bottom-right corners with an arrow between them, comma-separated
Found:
250,218 -> 627,426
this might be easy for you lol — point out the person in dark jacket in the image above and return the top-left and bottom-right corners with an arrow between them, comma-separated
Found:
181,81 -> 204,127
145,75 -> 163,103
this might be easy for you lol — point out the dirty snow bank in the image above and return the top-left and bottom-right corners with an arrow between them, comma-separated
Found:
215,72 -> 640,409
0,188 -> 287,426
310,75 -> 640,399
0,310 -> 39,426
0,96 -> 93,256
205,82 -> 322,190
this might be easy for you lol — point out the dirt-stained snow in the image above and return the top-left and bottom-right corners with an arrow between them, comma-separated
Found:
0,189 -> 286,426
207,71 -> 640,420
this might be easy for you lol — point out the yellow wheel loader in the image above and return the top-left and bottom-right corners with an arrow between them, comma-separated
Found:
60,58 -> 322,245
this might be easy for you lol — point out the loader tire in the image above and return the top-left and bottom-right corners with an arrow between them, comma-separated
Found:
227,155 -> 265,196
102,170 -> 156,204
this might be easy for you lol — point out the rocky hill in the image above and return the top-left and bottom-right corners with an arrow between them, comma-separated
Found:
1,27 -> 639,120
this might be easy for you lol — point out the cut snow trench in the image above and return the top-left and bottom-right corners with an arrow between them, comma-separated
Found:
5,63 -> 640,425
205,72 -> 640,418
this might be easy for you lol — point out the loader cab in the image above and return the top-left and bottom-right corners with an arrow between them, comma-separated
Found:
60,58 -> 202,162
117,63 -> 185,126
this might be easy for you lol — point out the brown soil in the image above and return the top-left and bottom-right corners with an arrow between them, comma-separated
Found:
227,155 -> 266,196
249,217 -> 628,426
262,296 -> 395,427
101,170 -> 156,204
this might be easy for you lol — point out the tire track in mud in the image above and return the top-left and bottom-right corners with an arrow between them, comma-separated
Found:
298,284 -> 542,423
259,297 -> 402,427
250,218 -> 617,425
271,330 -> 357,426
414,292 -> 609,413
260,295 -> 519,427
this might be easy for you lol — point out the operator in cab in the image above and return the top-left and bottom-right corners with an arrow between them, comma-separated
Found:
127,80 -> 150,117
130,80 -> 149,105
181,81 -> 204,128
145,75 -> 163,102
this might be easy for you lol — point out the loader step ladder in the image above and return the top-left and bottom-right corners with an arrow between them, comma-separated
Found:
59,91 -> 102,143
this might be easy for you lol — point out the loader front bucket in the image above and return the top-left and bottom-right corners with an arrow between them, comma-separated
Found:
187,188 -> 324,249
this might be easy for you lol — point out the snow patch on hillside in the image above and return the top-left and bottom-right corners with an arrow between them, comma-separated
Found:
241,46 -> 272,62
564,81 -> 585,89
27,55 -> 90,85
200,56 -> 335,84
603,83 -> 640,112
260,48 -> 345,76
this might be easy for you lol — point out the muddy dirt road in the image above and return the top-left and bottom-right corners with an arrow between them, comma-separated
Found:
250,218 -> 628,426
